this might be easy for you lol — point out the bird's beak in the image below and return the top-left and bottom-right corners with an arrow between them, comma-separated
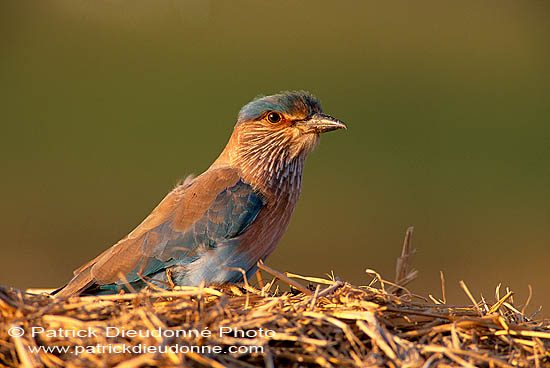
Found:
296,113 -> 347,134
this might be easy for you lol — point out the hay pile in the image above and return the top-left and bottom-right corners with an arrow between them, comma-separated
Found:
1,230 -> 549,367
1,273 -> 549,367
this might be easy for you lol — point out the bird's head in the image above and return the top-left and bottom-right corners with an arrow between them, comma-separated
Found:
219,91 -> 346,191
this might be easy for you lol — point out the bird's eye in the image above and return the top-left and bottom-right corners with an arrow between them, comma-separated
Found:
266,112 -> 282,124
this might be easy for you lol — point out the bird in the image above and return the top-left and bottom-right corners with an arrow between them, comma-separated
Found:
54,91 -> 346,297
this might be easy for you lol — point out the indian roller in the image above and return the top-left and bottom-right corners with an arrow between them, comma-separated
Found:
54,91 -> 346,297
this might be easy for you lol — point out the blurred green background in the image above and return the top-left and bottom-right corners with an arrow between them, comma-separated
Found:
1,1 -> 549,315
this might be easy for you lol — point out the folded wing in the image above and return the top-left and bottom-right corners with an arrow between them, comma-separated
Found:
54,167 -> 264,297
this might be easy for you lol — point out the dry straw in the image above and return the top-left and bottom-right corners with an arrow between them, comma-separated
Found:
1,228 -> 549,367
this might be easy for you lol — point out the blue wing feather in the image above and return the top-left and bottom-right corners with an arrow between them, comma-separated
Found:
56,168 -> 266,296
111,179 -> 264,286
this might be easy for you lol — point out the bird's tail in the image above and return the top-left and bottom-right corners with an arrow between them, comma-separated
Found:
51,268 -> 95,298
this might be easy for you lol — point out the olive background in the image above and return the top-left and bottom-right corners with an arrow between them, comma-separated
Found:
1,1 -> 549,314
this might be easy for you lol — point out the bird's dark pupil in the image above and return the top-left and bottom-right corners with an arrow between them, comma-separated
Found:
268,113 -> 280,123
